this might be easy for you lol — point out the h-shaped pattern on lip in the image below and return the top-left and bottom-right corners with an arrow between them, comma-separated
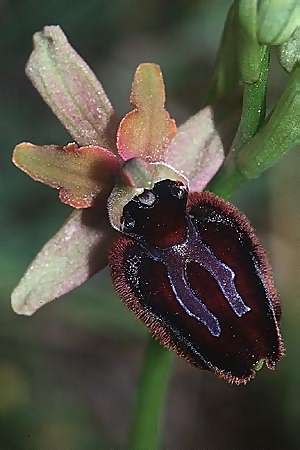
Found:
143,219 -> 251,337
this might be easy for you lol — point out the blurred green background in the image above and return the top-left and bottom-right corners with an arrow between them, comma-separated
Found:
0,0 -> 299,449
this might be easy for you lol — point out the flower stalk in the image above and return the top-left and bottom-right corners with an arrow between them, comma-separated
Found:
129,337 -> 173,450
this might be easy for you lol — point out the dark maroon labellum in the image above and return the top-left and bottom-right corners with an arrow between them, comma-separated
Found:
109,179 -> 284,384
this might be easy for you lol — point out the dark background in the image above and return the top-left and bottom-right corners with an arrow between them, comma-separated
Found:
0,0 -> 299,449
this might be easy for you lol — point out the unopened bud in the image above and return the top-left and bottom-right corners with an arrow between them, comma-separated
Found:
278,26 -> 300,72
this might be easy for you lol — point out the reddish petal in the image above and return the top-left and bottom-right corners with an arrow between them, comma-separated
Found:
117,63 -> 176,162
13,142 -> 121,208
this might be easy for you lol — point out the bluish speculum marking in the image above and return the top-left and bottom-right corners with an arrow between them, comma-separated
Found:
148,219 -> 251,337
121,180 -> 251,338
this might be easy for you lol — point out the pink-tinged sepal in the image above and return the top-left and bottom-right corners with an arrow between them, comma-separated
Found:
117,63 -> 176,162
165,106 -> 226,191
12,208 -> 117,316
109,180 -> 284,384
26,26 -> 117,149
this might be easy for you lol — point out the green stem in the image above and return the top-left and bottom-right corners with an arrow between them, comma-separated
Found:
129,337 -> 173,450
236,0 -> 267,83
207,48 -> 270,198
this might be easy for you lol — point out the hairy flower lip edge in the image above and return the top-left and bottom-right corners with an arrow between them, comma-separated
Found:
108,190 -> 285,385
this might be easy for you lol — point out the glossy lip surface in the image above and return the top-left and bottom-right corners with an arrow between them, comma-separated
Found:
109,180 -> 284,384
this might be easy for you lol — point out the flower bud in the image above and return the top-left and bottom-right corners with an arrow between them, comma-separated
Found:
257,0 -> 300,45
278,26 -> 300,72
237,0 -> 300,81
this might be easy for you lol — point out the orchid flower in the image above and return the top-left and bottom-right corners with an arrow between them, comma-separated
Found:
12,26 -> 283,385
